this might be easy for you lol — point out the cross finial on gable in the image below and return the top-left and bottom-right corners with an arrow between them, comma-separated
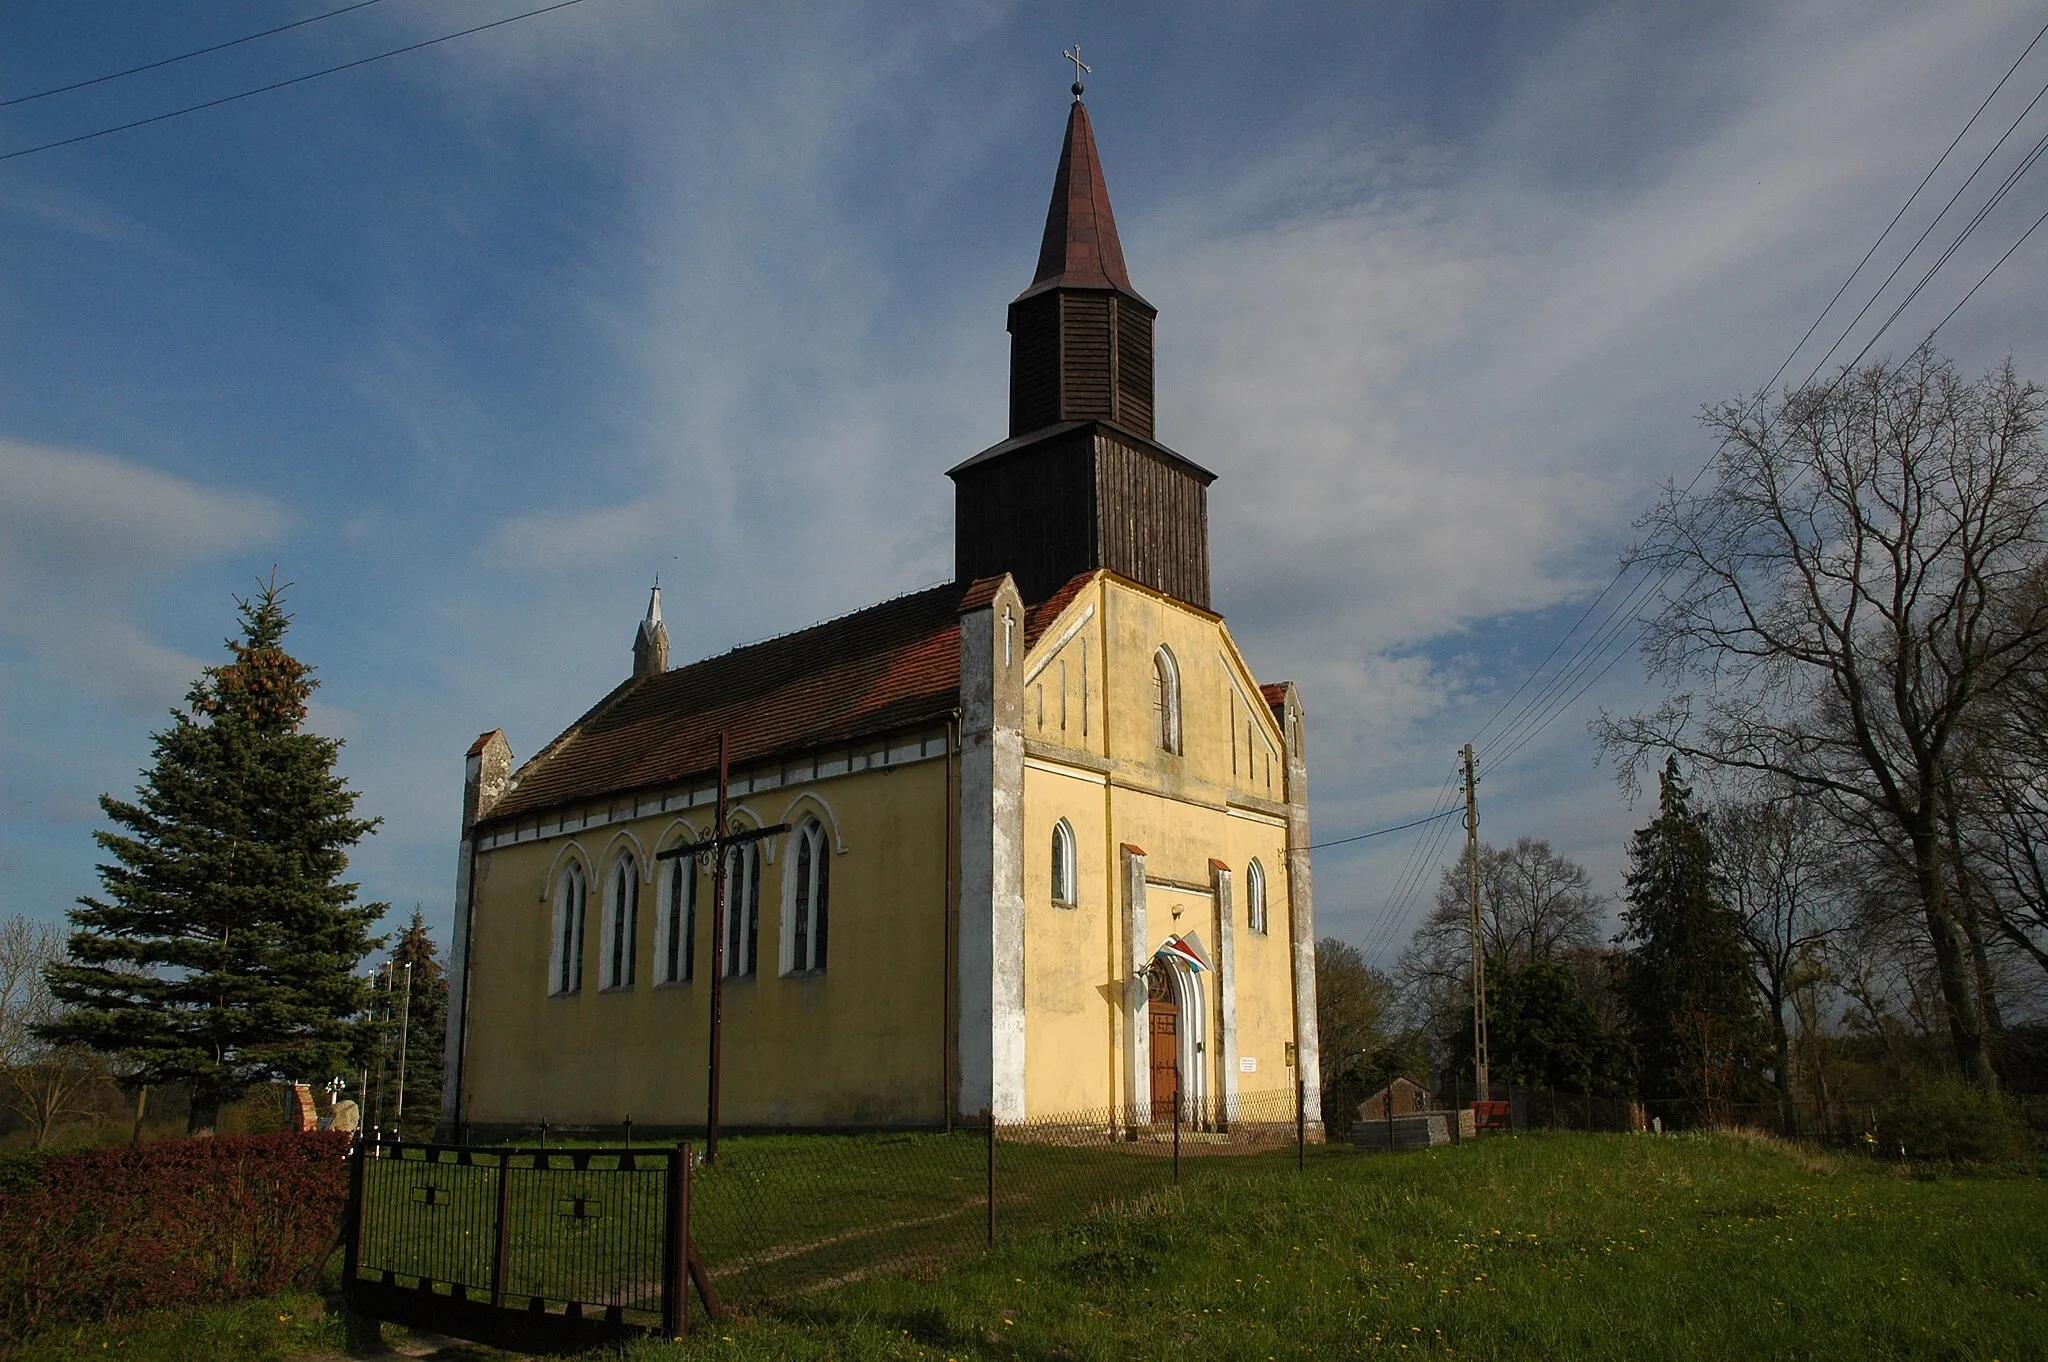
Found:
1063,44 -> 1090,99
1001,603 -> 1017,667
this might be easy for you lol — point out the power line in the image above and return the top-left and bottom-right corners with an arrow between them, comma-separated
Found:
1309,805 -> 1463,851
0,0 -> 402,109
1,0 -> 599,163
1799,68 -> 2048,387
1465,37 -> 2048,781
1926,199 -> 2048,343
1758,15 -> 2048,401
1358,768 -> 1465,967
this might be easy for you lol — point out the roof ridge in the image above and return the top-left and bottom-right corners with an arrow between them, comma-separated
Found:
691,579 -> 958,663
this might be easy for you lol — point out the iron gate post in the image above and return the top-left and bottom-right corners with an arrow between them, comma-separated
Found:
490,1149 -> 511,1307
341,1134 -> 367,1296
663,1145 -> 688,1338
1172,1069 -> 1181,1184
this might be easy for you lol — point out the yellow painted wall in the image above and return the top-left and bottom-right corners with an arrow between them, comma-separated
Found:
461,757 -> 953,1129
461,572 -> 1307,1131
1018,576 -> 1303,1120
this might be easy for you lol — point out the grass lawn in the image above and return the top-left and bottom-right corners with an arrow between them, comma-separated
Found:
16,1131 -> 2045,1361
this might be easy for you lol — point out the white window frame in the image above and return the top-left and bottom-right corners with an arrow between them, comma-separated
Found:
781,817 -> 831,975
1247,858 -> 1268,935
1153,646 -> 1182,754
548,861 -> 587,996
600,852 -> 639,991
655,851 -> 697,985
1051,819 -> 1077,907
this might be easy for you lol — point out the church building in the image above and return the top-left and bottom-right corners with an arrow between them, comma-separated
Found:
442,94 -> 1322,1133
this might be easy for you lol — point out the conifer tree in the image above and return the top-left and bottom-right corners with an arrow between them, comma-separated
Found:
1619,757 -> 1761,1120
367,908 -> 447,1140
41,579 -> 386,1132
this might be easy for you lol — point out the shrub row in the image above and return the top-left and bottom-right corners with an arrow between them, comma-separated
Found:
0,1131 -> 352,1344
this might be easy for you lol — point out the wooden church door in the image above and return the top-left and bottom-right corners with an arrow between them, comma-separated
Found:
1149,987 -> 1180,1124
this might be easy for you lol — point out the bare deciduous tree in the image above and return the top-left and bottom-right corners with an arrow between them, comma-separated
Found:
1710,796 -> 1843,1133
1,915 -> 102,1145
1602,347 -> 2048,1086
1394,838 -> 1606,1042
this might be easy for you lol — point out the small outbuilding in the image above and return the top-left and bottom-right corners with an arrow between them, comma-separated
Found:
1357,1077 -> 1432,1123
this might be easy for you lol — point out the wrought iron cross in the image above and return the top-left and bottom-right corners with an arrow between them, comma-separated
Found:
1063,44 -> 1090,97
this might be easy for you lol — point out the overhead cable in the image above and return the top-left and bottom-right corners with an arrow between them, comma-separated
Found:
1,0 -> 598,162
0,0 -> 401,109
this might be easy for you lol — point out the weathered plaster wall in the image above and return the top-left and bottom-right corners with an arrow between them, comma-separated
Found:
459,755 -> 951,1130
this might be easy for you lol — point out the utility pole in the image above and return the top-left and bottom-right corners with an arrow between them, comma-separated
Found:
654,731 -> 789,1165
394,961 -> 413,1129
1463,743 -> 1490,1101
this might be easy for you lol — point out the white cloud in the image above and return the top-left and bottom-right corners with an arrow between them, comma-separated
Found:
0,439 -> 289,710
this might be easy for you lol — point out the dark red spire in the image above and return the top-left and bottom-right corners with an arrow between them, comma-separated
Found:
1022,99 -> 1141,301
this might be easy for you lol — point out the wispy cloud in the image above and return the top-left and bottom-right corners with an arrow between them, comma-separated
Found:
0,439 -> 288,710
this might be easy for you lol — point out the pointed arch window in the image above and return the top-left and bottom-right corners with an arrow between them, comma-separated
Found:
1153,647 -> 1182,754
1247,859 -> 1268,936
548,861 -> 586,995
601,852 -> 640,990
1051,819 -> 1077,907
786,817 -> 831,974
656,850 -> 696,984
723,841 -> 762,977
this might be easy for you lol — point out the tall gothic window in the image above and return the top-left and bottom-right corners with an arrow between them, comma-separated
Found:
723,841 -> 762,977
657,852 -> 696,984
1051,819 -> 1077,906
1247,859 -> 1268,935
548,861 -> 586,995
787,817 -> 831,973
601,852 -> 639,990
1153,647 -> 1182,754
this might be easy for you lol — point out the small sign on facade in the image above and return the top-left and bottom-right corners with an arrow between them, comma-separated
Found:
1239,1056 -> 1257,1072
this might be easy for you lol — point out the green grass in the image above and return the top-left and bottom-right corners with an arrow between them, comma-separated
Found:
629,1131 -> 2047,1362
10,1291 -> 350,1362
18,1133 -> 2046,1361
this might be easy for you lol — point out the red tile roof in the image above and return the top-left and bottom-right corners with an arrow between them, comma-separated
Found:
480,571 -> 1108,829
482,583 -> 968,827
1023,570 -> 1100,647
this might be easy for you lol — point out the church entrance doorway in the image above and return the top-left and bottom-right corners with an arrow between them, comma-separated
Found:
1148,972 -> 1179,1125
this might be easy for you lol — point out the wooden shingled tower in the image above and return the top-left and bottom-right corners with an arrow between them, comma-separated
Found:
950,94 -> 1216,610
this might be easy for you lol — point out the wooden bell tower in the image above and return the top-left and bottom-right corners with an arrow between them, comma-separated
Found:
950,95 -> 1215,609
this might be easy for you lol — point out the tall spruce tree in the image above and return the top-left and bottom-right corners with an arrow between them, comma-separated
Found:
41,580 -> 385,1132
1619,758 -> 1761,1120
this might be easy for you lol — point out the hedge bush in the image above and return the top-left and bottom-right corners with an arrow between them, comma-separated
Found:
1877,1077 -> 2036,1164
0,1131 -> 351,1344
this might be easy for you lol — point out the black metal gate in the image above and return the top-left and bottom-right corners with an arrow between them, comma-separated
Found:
340,1137 -> 717,1354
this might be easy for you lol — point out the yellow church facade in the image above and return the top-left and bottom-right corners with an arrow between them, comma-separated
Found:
442,96 -> 1322,1135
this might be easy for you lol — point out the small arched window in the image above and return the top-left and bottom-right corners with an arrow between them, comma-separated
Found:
787,817 -> 831,973
601,852 -> 639,990
656,851 -> 696,984
548,861 -> 586,996
1051,819 -> 1077,906
723,841 -> 762,977
1247,859 -> 1268,936
1153,647 -> 1182,754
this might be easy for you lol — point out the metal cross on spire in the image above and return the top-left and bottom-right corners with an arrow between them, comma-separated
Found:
1063,44 -> 1090,99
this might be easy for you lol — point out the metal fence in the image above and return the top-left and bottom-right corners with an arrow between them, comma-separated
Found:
341,1140 -> 697,1353
342,1086 -> 1316,1347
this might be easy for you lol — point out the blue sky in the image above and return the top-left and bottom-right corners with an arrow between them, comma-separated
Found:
4,0 -> 2046,965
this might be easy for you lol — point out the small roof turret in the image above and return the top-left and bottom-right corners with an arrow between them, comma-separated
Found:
633,581 -> 669,679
